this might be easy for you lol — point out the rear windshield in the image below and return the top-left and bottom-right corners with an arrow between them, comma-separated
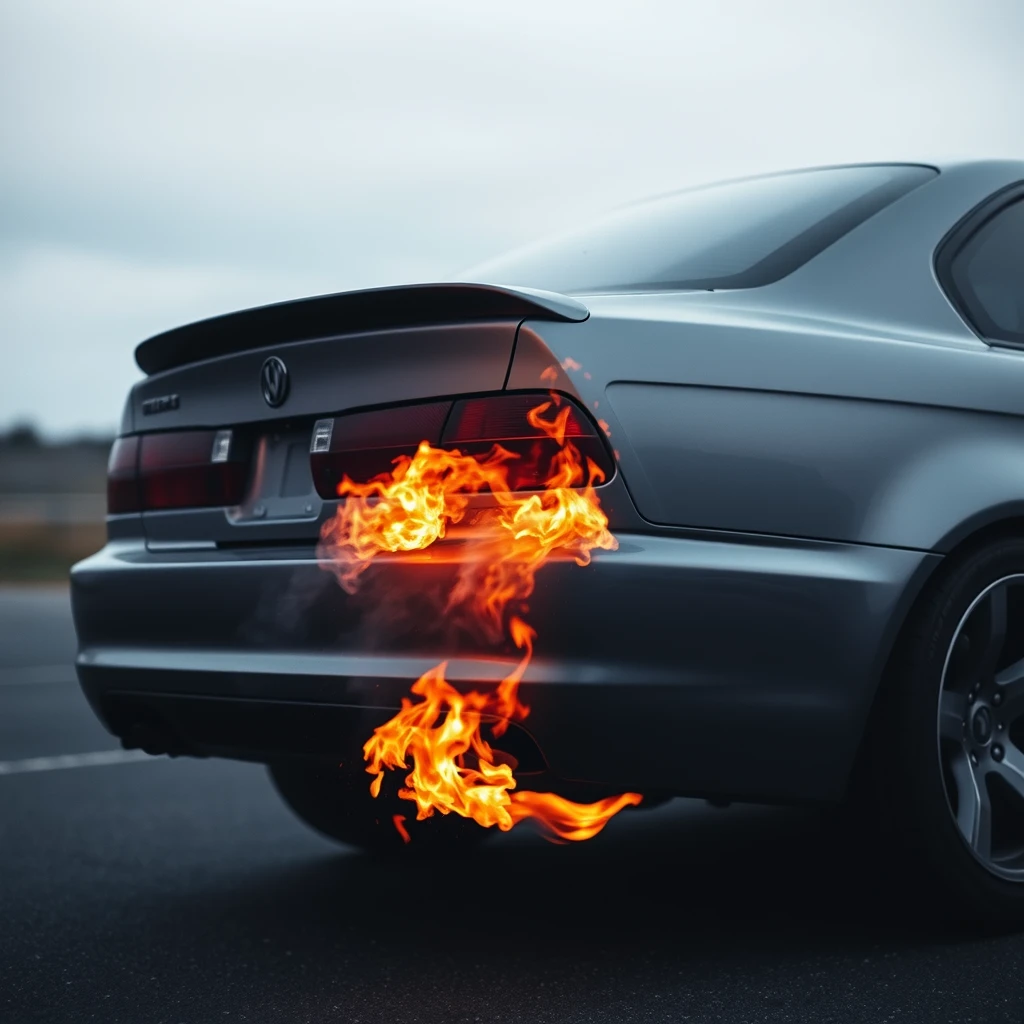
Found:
466,164 -> 936,294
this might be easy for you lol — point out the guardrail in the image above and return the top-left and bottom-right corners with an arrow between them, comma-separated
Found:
0,494 -> 106,526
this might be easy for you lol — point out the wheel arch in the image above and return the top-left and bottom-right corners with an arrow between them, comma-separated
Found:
933,505 -> 1024,555
850,513 -> 1024,797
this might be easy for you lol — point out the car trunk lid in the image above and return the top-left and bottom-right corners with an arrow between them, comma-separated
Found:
123,284 -> 589,548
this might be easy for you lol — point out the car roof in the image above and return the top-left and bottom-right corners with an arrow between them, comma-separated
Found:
765,159 -> 1024,339
580,159 -> 1024,350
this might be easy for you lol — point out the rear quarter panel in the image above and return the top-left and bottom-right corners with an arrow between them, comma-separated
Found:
500,306 -> 1024,799
513,308 -> 1024,551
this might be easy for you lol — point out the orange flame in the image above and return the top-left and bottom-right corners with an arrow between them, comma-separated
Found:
318,395 -> 642,841
392,814 -> 411,844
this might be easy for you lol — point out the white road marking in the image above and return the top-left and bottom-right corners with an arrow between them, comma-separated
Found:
0,664 -> 78,686
0,749 -> 161,776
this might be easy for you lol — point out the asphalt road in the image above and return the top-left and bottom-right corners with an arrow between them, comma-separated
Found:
3,588 -> 1024,1023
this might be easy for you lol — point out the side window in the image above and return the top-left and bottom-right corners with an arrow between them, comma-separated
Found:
949,198 -> 1024,345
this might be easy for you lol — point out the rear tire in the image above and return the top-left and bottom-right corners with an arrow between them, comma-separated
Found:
866,537 -> 1024,928
269,760 -> 489,855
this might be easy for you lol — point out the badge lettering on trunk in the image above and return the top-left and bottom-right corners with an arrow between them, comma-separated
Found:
141,394 -> 179,415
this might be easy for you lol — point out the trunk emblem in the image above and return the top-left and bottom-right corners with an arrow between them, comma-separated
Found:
260,356 -> 290,407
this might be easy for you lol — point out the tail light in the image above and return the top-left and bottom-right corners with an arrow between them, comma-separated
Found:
107,429 -> 250,514
309,401 -> 452,498
310,393 -> 613,499
107,436 -> 141,514
441,394 -> 608,491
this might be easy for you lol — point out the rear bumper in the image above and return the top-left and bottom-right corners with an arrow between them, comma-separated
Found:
70,534 -> 939,803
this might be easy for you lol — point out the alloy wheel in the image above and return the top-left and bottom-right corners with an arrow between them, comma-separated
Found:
938,575 -> 1024,879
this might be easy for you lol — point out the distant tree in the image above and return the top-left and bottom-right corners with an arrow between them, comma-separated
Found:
2,421 -> 41,448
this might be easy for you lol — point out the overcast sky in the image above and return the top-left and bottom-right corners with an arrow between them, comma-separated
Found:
2,0 -> 1022,436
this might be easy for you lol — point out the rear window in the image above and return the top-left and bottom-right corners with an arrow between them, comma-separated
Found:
467,164 -> 936,294
949,197 -> 1024,345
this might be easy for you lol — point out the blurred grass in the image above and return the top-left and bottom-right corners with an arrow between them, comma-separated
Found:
0,425 -> 111,582
0,521 -> 106,582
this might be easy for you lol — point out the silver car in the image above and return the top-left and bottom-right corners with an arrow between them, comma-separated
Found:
72,160 -> 1024,923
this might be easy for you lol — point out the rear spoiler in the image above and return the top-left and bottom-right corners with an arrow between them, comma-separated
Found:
135,282 -> 589,375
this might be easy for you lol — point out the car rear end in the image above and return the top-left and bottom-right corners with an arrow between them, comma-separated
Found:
72,285 -> 648,791
72,163 -> 949,806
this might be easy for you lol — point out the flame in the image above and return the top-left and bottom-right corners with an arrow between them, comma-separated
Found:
540,356 -> 586,384
392,814 -> 411,844
318,395 -> 642,841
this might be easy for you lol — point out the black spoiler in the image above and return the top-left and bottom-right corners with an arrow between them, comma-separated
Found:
135,282 -> 589,375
